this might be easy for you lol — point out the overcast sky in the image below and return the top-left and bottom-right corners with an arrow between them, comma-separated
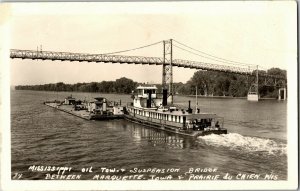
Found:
6,1 -> 297,85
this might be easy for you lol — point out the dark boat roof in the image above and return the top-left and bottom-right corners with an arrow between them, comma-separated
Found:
94,97 -> 105,101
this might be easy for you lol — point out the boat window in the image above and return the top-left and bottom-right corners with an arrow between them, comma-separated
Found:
192,118 -> 213,130
178,116 -> 181,122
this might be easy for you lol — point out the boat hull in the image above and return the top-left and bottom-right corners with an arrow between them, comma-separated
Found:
124,114 -> 227,137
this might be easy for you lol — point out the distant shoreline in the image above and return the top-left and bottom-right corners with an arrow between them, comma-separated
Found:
12,89 -> 278,100
184,95 -> 277,100
11,89 -> 131,96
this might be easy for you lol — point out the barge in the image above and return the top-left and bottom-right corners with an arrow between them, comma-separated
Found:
124,85 -> 227,137
44,95 -> 124,120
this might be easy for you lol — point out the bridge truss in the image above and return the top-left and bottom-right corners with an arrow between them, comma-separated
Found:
10,39 -> 286,101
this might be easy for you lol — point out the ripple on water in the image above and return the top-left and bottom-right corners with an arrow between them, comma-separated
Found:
198,133 -> 287,156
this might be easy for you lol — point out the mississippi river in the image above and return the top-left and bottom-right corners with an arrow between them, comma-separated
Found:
11,90 -> 287,180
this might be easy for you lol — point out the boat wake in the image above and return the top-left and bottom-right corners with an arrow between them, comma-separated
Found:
198,133 -> 286,156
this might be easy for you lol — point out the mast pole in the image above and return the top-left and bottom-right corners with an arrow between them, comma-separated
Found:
195,86 -> 198,114
256,65 -> 259,94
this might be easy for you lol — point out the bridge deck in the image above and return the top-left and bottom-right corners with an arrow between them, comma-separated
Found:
10,49 -> 285,80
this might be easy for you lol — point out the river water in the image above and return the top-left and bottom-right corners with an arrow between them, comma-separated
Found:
11,90 -> 287,180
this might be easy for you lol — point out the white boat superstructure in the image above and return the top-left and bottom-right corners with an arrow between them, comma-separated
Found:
125,85 -> 227,136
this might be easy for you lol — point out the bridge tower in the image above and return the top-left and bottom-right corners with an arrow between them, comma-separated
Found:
278,87 -> 287,100
162,39 -> 173,105
247,65 -> 259,101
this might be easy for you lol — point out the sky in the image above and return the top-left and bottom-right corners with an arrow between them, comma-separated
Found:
4,1 -> 297,85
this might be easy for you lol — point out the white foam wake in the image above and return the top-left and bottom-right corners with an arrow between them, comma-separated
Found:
198,133 -> 287,156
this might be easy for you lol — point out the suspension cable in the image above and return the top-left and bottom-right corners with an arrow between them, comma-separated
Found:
173,39 -> 255,67
173,44 -> 252,68
101,40 -> 163,55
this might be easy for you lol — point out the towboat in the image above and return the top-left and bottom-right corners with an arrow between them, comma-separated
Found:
124,85 -> 227,137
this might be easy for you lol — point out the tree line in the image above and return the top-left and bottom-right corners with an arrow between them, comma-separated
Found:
15,68 -> 286,98
15,77 -> 137,94
174,67 -> 286,98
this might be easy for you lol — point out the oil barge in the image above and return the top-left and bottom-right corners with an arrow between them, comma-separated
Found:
124,85 -> 227,137
44,87 -> 227,137
44,95 -> 124,120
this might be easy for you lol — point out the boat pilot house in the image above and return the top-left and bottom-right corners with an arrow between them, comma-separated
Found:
64,95 -> 76,105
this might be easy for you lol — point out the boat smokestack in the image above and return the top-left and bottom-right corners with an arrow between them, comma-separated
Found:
163,89 -> 168,106
147,92 -> 152,108
103,98 -> 107,112
187,100 -> 192,114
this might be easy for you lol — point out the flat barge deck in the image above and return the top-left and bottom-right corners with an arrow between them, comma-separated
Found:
44,102 -> 124,120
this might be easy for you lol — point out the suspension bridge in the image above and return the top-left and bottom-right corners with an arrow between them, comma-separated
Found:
10,39 -> 287,102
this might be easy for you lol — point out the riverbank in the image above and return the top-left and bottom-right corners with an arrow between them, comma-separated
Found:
182,94 -> 277,100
